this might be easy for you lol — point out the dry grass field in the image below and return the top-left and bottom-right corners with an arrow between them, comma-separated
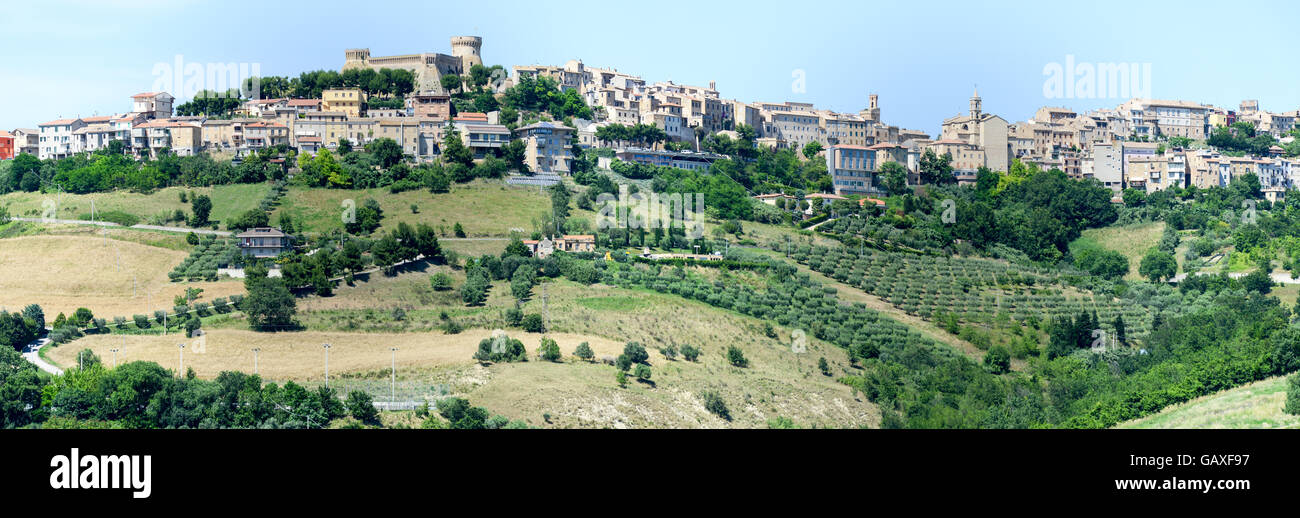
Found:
0,234 -> 244,318
52,263 -> 877,428
1117,376 -> 1300,429
46,328 -> 628,381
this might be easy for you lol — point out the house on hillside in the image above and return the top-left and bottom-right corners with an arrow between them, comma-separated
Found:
236,227 -> 293,258
521,234 -> 595,258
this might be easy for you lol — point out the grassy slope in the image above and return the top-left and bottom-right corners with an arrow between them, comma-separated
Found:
1117,375 -> 1300,429
0,184 -> 269,229
53,260 -> 876,429
273,179 -> 552,237
1072,221 -> 1164,280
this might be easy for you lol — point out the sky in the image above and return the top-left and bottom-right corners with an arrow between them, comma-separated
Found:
2,0 -> 1298,135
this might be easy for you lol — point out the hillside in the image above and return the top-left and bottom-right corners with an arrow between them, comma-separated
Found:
46,268 -> 877,429
1117,375 -> 1300,429
0,234 -> 244,317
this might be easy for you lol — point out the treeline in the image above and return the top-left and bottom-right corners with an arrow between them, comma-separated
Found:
500,74 -> 592,120
1206,122 -> 1280,156
175,68 -> 418,117
0,305 -> 44,352
0,146 -> 286,195
294,133 -> 523,193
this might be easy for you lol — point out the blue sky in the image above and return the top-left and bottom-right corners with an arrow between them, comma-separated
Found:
2,0 -> 1297,135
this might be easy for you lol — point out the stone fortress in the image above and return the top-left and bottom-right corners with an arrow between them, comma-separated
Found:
342,36 -> 483,94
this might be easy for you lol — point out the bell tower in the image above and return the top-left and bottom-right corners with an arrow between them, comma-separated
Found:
969,86 -> 982,119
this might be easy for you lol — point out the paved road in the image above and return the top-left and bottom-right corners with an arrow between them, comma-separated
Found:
13,217 -> 232,236
21,333 -> 64,376
1170,270 -> 1300,285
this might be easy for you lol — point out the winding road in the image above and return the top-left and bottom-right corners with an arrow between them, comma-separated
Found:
21,331 -> 63,376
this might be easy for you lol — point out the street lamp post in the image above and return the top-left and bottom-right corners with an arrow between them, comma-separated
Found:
177,343 -> 185,377
110,348 -> 119,368
390,347 -> 398,404
323,343 -> 332,389
252,348 -> 260,376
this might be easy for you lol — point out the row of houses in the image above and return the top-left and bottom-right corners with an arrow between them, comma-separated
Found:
514,59 -> 927,155
20,89 -> 580,175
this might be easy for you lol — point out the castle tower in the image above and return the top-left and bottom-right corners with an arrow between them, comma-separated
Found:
970,86 -> 982,119
343,48 -> 370,71
450,36 -> 483,72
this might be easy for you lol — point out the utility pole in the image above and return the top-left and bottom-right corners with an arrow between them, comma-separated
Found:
390,347 -> 398,404
252,348 -> 260,376
542,283 -> 549,332
177,343 -> 185,377
323,343 -> 332,389
110,348 -> 118,368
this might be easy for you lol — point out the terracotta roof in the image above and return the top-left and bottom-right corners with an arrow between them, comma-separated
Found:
297,136 -> 322,143
82,115 -> 115,123
806,193 -> 846,200
0,130 -> 11,138
39,118 -> 81,126
287,99 -> 321,107
867,142 -> 905,150
833,144 -> 872,150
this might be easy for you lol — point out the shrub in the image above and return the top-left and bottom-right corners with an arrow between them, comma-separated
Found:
430,273 -> 453,291
521,313 -> 544,333
615,370 -> 627,387
504,307 -> 523,327
984,345 -> 1011,374
680,344 -> 701,362
1286,373 -> 1300,416
346,390 -> 379,424
726,345 -> 748,368
132,314 -> 151,329
623,341 -> 649,364
633,364 -> 651,381
700,391 -> 731,420
472,334 -> 527,363
538,337 -> 561,362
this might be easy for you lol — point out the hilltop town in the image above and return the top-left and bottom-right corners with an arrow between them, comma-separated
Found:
3,34 -> 1300,432
4,36 -> 1297,205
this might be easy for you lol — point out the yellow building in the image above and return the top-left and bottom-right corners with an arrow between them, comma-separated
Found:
322,88 -> 366,117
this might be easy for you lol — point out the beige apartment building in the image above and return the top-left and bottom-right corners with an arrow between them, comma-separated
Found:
322,88 -> 366,118
1119,98 -> 1210,140
928,138 -> 986,173
516,122 -> 574,174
